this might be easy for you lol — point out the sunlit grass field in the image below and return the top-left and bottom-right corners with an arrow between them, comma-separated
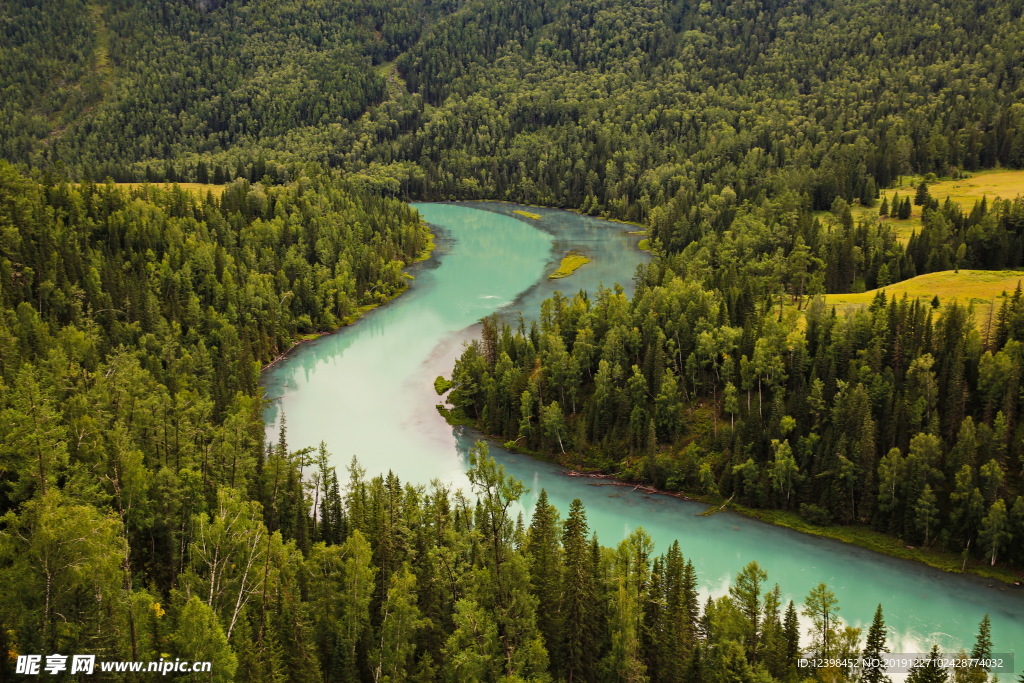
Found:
837,169 -> 1024,244
114,182 -> 227,197
821,269 -> 1024,325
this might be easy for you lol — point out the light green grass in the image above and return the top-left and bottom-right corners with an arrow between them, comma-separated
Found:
87,1 -> 113,77
822,269 -> 1024,324
925,169 -> 1024,205
831,170 -> 1024,245
99,182 -> 228,198
549,251 -> 591,279
513,209 -> 542,220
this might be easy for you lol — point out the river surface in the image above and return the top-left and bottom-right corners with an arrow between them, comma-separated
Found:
263,202 -> 1024,662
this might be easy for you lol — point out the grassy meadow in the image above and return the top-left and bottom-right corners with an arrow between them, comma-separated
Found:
827,169 -> 1024,244
116,182 -> 227,197
821,269 -> 1024,327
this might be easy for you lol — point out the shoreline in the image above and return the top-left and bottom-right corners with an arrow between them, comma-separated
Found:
446,412 -> 1024,587
575,464 -> 1024,586
566,457 -> 1022,586
262,222 -> 437,372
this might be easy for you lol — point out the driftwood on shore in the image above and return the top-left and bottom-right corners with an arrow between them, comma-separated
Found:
563,470 -> 695,501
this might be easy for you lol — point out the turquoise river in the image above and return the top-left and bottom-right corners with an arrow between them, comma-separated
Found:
263,202 -> 1024,661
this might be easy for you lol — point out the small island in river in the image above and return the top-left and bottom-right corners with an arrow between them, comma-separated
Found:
549,250 -> 591,279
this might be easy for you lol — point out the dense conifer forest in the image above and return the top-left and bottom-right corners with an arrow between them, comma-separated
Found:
3,0 -> 1024,679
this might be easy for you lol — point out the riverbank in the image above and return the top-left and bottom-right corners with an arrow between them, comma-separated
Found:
439,405 -> 1023,586
262,223 -> 436,371
729,503 -> 1023,586
587,462 -> 1022,585
474,199 -> 647,229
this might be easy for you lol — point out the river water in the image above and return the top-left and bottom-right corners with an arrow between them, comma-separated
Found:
262,202 -> 1024,661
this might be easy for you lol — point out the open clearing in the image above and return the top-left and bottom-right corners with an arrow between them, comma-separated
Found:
835,169 -> 1024,244
102,182 -> 227,197
821,269 -> 1024,324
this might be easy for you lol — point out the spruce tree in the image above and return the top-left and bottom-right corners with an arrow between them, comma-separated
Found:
783,600 -> 800,664
863,177 -> 878,207
970,614 -> 993,680
525,489 -> 563,658
915,180 -> 930,205
906,645 -> 948,683
971,614 -> 992,661
861,604 -> 890,683
900,197 -> 913,219
561,498 -> 597,681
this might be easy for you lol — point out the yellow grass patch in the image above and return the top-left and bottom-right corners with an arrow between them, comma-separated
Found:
926,169 -> 1024,205
115,182 -> 227,197
837,170 -> 1024,246
821,269 -> 1024,324
513,209 -> 542,220
549,251 -> 591,279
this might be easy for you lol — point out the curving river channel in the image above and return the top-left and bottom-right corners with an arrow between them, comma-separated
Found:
263,202 -> 1024,660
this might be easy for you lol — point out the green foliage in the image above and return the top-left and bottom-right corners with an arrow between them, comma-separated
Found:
451,253 -> 1024,570
434,375 -> 454,395
0,492 -> 125,653
6,0 -> 1024,228
4,0 -> 1024,674
173,597 -> 238,682
906,645 -> 949,683
862,605 -> 890,683
803,582 -> 840,659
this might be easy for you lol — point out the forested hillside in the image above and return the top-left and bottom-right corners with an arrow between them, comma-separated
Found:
4,0 -> 1024,678
4,0 -> 1024,219
1,164 -> 988,676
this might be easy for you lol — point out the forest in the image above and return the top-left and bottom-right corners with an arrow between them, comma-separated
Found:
3,0 -> 1024,678
448,190 -> 1024,572
0,162 -> 999,678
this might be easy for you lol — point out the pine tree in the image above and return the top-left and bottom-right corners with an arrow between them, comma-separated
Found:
906,645 -> 948,682
900,197 -> 913,219
561,498 -> 597,681
525,490 -> 563,657
863,177 -> 878,207
915,180 -> 930,205
861,604 -> 890,683
783,600 -> 800,665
